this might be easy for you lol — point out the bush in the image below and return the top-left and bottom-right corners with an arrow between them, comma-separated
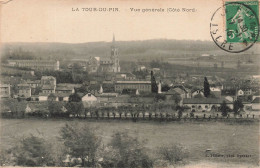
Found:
158,144 -> 189,165
101,132 -> 153,168
11,135 -> 55,166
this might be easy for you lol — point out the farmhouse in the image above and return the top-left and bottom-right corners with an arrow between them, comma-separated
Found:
82,93 -> 98,106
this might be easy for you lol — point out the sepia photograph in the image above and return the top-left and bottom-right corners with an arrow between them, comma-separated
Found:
0,0 -> 259,167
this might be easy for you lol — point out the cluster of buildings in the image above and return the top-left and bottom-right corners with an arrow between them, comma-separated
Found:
1,35 -> 260,114
1,71 -> 260,113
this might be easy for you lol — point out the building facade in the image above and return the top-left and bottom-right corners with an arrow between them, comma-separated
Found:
115,81 -> 151,93
7,60 -> 59,71
0,84 -> 11,98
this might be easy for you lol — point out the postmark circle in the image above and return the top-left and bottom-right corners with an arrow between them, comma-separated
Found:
210,2 -> 259,53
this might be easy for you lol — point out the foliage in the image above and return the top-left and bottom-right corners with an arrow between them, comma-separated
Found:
220,101 -> 229,117
155,94 -> 166,102
35,70 -> 73,84
11,135 -> 54,166
171,94 -> 182,105
151,71 -> 158,93
158,144 -> 189,165
203,77 -> 210,97
233,99 -> 244,115
48,101 -> 66,117
59,123 -> 101,167
132,69 -> 149,79
68,93 -> 82,102
65,102 -> 84,117
102,132 -> 153,168
161,84 -> 170,92
150,60 -> 161,68
176,106 -> 184,118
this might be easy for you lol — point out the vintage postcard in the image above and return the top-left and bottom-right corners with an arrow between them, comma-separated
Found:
0,0 -> 259,167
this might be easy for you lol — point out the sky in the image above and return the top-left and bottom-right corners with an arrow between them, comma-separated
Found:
0,0 -> 223,43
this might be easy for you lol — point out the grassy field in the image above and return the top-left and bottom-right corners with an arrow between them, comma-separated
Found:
0,118 -> 259,166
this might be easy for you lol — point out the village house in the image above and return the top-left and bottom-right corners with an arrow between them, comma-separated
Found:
41,76 -> 56,86
18,85 -> 31,98
0,84 -> 11,98
171,85 -> 192,98
115,72 -> 136,81
55,86 -> 75,94
42,85 -> 56,94
241,87 -> 252,96
96,92 -> 119,104
191,89 -> 204,98
251,97 -> 260,111
82,93 -> 98,107
210,87 -> 221,98
183,98 -> 233,112
39,93 -> 49,101
26,80 -> 41,89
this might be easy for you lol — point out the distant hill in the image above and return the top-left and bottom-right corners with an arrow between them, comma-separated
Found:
1,39 -> 259,62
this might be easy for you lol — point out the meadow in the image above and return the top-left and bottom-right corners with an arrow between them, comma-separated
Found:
0,118 -> 259,166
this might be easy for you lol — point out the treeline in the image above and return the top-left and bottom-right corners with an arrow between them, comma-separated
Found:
0,123 -> 189,167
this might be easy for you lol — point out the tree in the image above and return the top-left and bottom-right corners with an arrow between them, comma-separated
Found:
48,101 -> 64,117
11,135 -> 54,166
220,101 -> 229,117
151,71 -> 158,93
59,123 -> 101,167
65,102 -> 84,117
203,77 -> 210,97
101,132 -> 153,168
161,84 -> 170,92
176,106 -> 184,118
155,94 -> 166,102
171,94 -> 182,105
66,92 -> 84,117
68,92 -> 82,102
158,144 -> 189,165
233,99 -> 244,116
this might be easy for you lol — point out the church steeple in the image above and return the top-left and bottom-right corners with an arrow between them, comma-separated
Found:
112,33 -> 116,48
110,33 -> 120,72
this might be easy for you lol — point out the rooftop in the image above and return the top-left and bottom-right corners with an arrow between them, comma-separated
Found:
252,97 -> 260,103
116,81 -> 151,84
183,98 -> 232,104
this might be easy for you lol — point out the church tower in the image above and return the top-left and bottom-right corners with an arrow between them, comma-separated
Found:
111,34 -> 120,72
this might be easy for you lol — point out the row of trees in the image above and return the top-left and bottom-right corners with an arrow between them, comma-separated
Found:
0,123 -> 189,167
220,99 -> 244,117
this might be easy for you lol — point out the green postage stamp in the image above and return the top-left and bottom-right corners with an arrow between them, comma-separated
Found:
225,1 -> 259,43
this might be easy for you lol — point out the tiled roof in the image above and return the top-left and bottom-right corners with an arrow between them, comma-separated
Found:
56,86 -> 73,91
41,76 -> 56,80
42,85 -> 55,90
252,97 -> 260,103
116,81 -> 151,84
183,98 -> 232,104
